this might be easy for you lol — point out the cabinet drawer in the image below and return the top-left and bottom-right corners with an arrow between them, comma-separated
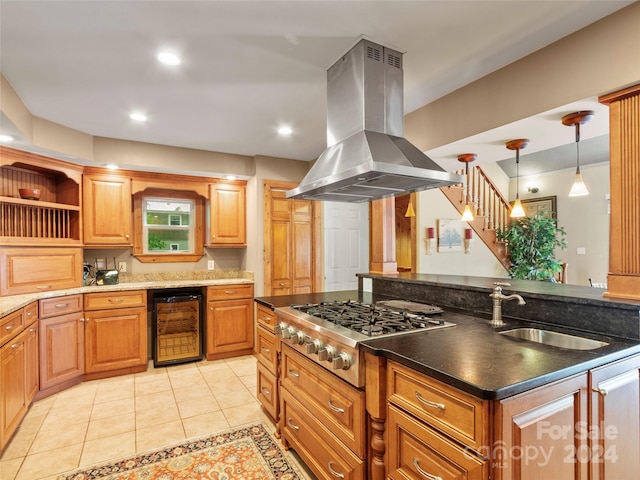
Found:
39,294 -> 83,318
206,283 -> 253,301
84,290 -> 147,311
281,344 -> 366,457
256,361 -> 278,421
1,309 -> 25,346
24,302 -> 38,326
388,361 -> 489,452
0,247 -> 83,296
388,404 -> 487,480
256,325 -> 278,373
256,303 -> 276,331
281,389 -> 365,480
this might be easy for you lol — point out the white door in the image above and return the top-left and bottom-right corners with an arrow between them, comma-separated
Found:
324,202 -> 369,291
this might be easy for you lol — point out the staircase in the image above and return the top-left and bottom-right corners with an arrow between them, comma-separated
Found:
440,165 -> 511,270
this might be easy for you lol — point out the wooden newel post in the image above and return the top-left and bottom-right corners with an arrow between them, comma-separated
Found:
370,197 -> 398,275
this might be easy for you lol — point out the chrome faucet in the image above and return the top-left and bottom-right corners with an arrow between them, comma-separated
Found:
490,282 -> 526,326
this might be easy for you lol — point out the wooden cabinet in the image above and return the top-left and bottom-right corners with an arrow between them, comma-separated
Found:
280,344 -> 366,480
0,302 -> 38,452
83,172 -> 132,246
205,284 -> 254,360
209,182 -> 246,246
386,361 -> 489,480
255,302 -> 280,422
0,147 -> 82,247
494,373 -> 588,480
589,354 -> 640,480
0,247 -> 83,296
264,182 -> 316,295
83,290 -> 147,378
38,295 -> 84,395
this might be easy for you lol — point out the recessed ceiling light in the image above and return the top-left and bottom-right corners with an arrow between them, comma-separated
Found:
225,175 -> 236,181
0,134 -> 14,142
278,126 -> 293,136
104,164 -> 119,170
157,52 -> 181,66
130,112 -> 147,122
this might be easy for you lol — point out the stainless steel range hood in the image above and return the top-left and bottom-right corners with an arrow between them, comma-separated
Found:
287,39 -> 463,202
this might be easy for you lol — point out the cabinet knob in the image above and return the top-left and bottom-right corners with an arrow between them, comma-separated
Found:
593,388 -> 608,396
125,234 -> 129,239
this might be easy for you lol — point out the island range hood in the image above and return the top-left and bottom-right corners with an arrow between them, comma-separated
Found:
287,39 -> 463,202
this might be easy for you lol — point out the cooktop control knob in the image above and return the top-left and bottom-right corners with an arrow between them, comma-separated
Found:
318,345 -> 335,362
274,322 -> 288,335
290,330 -> 306,345
282,326 -> 296,339
332,352 -> 351,370
305,338 -> 322,354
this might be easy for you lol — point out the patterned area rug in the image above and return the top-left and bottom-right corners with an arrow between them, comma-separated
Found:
57,423 -> 310,480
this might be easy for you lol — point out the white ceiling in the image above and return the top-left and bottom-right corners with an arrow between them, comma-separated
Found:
0,1 -> 630,172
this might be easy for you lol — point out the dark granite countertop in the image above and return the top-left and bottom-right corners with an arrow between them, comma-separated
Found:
255,289 -> 640,401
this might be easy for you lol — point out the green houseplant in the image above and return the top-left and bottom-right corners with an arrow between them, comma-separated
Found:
496,212 -> 567,281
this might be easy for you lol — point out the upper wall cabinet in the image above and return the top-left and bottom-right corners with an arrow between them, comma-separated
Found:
0,147 -> 83,246
83,170 -> 132,246
209,182 -> 246,247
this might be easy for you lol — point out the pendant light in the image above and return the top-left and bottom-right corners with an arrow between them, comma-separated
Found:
506,139 -> 529,218
404,200 -> 415,217
457,154 -> 476,221
562,110 -> 593,197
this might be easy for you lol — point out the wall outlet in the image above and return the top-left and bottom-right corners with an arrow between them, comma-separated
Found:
118,261 -> 127,272
207,260 -> 215,270
577,247 -> 586,255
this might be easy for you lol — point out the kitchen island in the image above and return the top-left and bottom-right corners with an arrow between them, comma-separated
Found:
256,273 -> 640,480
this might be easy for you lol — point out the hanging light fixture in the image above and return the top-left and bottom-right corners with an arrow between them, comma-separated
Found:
457,154 -> 476,221
562,110 -> 593,197
506,139 -> 529,218
404,200 -> 415,217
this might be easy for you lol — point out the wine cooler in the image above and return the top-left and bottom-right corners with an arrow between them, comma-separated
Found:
152,290 -> 203,367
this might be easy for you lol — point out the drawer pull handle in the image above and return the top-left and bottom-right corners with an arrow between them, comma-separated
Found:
327,400 -> 345,414
108,298 -> 125,304
288,369 -> 300,378
261,346 -> 270,353
11,342 -> 21,349
593,388 -> 608,396
261,387 -> 271,396
279,282 -> 285,287
36,285 -> 51,290
415,391 -> 445,410
26,311 -> 34,317
327,461 -> 345,479
225,290 -> 237,295
286,418 -> 300,430
29,327 -> 37,333
5,324 -> 15,331
54,303 -> 69,309
413,458 -> 442,480
263,316 -> 271,321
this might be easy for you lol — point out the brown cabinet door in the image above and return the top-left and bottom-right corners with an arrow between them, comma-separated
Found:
209,183 -> 246,245
589,354 -> 640,480
83,173 -> 132,245
494,373 -> 588,480
39,312 -> 84,390
24,322 -> 39,403
0,247 -> 83,296
206,299 -> 253,359
84,307 -> 147,373
0,330 -> 27,450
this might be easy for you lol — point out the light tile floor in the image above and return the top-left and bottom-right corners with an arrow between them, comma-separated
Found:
0,355 -> 275,480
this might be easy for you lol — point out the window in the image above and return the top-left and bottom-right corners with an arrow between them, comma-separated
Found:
133,189 -> 204,262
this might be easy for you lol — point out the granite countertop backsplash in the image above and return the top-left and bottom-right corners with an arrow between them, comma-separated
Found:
0,270 -> 254,317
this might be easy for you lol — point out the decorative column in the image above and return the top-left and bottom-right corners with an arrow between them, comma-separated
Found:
370,197 -> 398,274
365,353 -> 387,480
599,83 -> 640,300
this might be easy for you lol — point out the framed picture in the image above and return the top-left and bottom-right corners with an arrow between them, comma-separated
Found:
437,219 -> 462,252
169,214 -> 182,226
521,196 -> 557,219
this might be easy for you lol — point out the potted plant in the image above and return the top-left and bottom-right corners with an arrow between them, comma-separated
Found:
496,212 -> 567,281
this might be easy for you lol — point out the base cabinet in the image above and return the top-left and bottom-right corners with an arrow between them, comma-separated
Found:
38,295 -> 84,395
255,302 -> 280,422
84,291 -> 147,378
206,284 -> 254,360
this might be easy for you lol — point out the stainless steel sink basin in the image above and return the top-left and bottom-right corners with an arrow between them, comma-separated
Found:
499,328 -> 609,350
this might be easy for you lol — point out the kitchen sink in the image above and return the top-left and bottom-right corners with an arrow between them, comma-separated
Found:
499,328 -> 609,350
